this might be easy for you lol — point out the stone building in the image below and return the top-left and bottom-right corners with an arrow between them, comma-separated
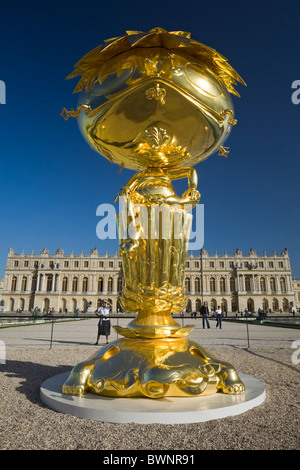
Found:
0,247 -> 298,314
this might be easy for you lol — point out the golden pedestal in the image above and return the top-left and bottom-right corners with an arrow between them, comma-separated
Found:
61,28 -> 246,398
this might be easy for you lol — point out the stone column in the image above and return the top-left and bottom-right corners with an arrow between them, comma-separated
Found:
41,275 -> 46,292
252,274 -> 256,292
51,275 -> 55,292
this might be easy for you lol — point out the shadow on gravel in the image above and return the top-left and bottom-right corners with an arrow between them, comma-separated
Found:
1,360 -> 72,406
241,347 -> 300,374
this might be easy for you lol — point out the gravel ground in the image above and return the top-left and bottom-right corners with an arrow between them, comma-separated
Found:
0,344 -> 299,450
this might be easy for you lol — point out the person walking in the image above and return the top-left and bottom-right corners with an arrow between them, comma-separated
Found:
215,305 -> 223,329
200,302 -> 210,329
94,300 -> 112,345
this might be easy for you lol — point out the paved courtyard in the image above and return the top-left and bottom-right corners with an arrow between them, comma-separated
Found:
0,317 -> 299,450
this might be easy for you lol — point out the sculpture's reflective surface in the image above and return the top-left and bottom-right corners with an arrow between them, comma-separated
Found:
62,28 -> 246,397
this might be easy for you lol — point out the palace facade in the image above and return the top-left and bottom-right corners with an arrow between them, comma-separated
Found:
0,247 -> 299,314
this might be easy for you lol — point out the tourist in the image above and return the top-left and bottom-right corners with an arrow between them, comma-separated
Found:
94,300 -> 112,345
200,302 -> 210,329
215,305 -> 223,329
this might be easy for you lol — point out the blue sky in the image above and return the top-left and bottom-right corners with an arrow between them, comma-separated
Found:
0,0 -> 299,277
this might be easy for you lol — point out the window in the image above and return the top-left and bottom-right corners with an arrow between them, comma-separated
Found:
84,261 -> 89,268
82,277 -> 88,292
280,277 -> 286,292
31,277 -> 37,291
62,277 -> 68,292
209,262 -> 214,268
14,261 -> 19,267
220,277 -> 226,292
245,277 -> 251,291
272,298 -> 279,311
107,277 -> 113,293
230,277 -> 236,292
21,276 -> 27,291
270,277 -> 276,292
185,262 -> 190,268
24,261 -> 29,267
269,262 -> 274,268
64,261 -> 69,268
98,277 -> 103,292
194,277 -> 201,293
210,277 -> 216,293
278,262 -> 283,268
259,262 -> 264,268
219,262 -> 224,268
185,277 -> 191,292
260,277 -> 266,292
34,261 -> 39,268
117,277 -> 123,292
194,261 -> 199,268
109,261 -> 113,268
72,277 -> 78,292
74,261 -> 79,268
99,261 -> 104,268
46,275 -> 53,292
11,276 -> 17,291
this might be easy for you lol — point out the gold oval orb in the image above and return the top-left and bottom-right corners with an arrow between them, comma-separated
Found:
64,28 -> 245,170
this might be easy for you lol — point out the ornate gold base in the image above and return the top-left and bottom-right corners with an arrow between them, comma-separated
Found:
62,335 -> 245,398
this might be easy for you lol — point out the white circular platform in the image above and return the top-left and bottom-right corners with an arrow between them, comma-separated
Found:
40,372 -> 265,424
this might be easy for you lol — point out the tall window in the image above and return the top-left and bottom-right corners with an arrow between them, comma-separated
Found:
62,277 -> 68,292
230,277 -> 236,292
117,277 -> 123,292
260,277 -> 266,292
185,277 -> 191,292
272,298 -> 279,311
11,276 -> 17,292
98,277 -> 103,292
280,277 -> 286,292
46,275 -> 52,292
270,277 -> 276,292
194,277 -> 200,293
72,277 -> 78,292
31,276 -> 37,291
210,277 -> 216,293
245,276 -> 251,291
21,276 -> 27,291
107,277 -> 113,293
82,277 -> 88,292
220,277 -> 226,292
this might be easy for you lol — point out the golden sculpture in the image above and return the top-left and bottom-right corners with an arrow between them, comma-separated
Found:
61,28 -> 246,398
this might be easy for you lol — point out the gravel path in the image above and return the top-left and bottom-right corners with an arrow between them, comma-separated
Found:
0,320 -> 299,450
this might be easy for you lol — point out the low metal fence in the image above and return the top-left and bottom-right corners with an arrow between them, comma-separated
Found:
0,313 -> 299,349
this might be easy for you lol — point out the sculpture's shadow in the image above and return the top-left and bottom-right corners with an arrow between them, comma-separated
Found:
0,359 -> 71,406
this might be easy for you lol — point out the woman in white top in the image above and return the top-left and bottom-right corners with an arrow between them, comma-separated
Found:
95,300 -> 112,344
215,306 -> 222,329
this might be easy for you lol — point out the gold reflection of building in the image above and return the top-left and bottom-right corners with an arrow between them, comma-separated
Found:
0,247 -> 298,314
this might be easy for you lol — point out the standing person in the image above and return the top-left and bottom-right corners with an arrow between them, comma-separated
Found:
94,300 -> 112,345
215,305 -> 223,329
200,302 -> 210,329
